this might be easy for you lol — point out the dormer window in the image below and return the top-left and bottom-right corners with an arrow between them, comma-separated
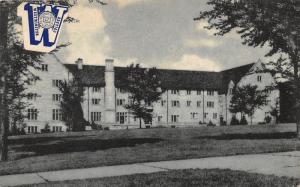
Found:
41,64 -> 48,71
257,75 -> 262,82
92,87 -> 101,93
171,90 -> 179,95
207,91 -> 214,96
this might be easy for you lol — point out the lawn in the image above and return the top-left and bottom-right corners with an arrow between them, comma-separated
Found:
19,169 -> 300,187
0,123 -> 299,176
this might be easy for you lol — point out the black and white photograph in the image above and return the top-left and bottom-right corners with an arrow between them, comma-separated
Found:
0,0 -> 300,186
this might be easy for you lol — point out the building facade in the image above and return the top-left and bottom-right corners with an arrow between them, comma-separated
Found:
22,54 -> 279,133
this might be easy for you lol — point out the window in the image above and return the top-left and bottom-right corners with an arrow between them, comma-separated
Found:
186,90 -> 191,95
207,101 -> 214,108
158,116 -> 163,122
191,112 -> 197,119
197,101 -> 201,108
257,75 -> 262,82
92,87 -> 101,93
197,91 -> 201,95
171,90 -> 179,95
171,100 -> 180,107
27,108 -> 38,120
229,88 -> 233,95
186,101 -> 191,107
27,126 -> 38,133
27,93 -> 38,101
161,100 -> 166,107
117,99 -> 126,106
52,80 -> 62,87
207,91 -> 214,96
116,112 -> 128,124
52,109 -> 62,121
265,87 -> 272,94
52,126 -> 62,132
171,115 -> 179,123
52,94 -> 62,102
213,113 -> 218,119
92,98 -> 101,105
117,88 -> 126,93
91,112 -> 101,122
28,78 -> 37,85
41,64 -> 48,71
266,99 -> 271,105
204,113 -> 208,119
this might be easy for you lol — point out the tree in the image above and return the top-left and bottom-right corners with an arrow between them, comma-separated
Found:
240,115 -> 248,125
230,115 -> 240,126
196,0 -> 300,136
0,0 -> 105,161
229,85 -> 268,125
123,64 -> 163,129
58,77 -> 86,132
270,98 -> 280,124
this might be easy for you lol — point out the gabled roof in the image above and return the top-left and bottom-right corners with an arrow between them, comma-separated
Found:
64,62 -> 255,94
64,64 -> 106,87
219,63 -> 255,94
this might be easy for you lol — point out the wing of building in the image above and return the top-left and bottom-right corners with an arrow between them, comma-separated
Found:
22,54 -> 279,133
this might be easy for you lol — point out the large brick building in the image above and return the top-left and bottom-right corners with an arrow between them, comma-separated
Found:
23,54 -> 279,133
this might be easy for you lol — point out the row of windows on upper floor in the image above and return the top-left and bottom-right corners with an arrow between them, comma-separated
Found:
50,81 -> 217,96
27,108 -> 62,121
27,94 -> 218,109
27,76 -> 271,102
36,79 -> 267,97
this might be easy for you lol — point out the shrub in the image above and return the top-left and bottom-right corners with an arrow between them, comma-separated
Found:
221,121 -> 227,126
265,116 -> 272,124
9,124 -> 27,136
41,123 -> 51,133
207,121 -> 216,127
90,121 -> 98,130
230,116 -> 240,126
104,127 -> 110,131
171,125 -> 176,128
240,116 -> 248,125
220,117 -> 227,126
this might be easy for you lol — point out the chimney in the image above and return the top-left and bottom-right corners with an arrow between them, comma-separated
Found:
105,59 -> 114,72
75,58 -> 83,70
104,59 -> 116,126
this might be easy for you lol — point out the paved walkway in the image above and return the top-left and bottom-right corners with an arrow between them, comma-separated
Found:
1,151 -> 300,187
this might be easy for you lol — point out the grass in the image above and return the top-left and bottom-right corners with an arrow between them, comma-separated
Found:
0,123 -> 299,176
19,169 -> 300,187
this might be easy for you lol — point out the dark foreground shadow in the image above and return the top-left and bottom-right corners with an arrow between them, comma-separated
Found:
8,136 -> 80,145
194,132 -> 297,140
12,138 -> 162,158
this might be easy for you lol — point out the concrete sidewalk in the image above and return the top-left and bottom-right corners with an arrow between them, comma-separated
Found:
1,151 -> 300,187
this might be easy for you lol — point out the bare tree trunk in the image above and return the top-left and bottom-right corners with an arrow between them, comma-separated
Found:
292,56 -> 300,139
1,99 -> 9,161
139,118 -> 142,129
0,5 -> 9,162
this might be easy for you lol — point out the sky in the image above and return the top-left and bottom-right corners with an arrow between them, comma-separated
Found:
56,0 -> 273,71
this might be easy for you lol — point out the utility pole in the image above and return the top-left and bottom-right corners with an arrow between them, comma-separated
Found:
0,1 -> 9,161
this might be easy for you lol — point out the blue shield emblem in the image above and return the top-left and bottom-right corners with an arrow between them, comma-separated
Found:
18,3 -> 68,53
